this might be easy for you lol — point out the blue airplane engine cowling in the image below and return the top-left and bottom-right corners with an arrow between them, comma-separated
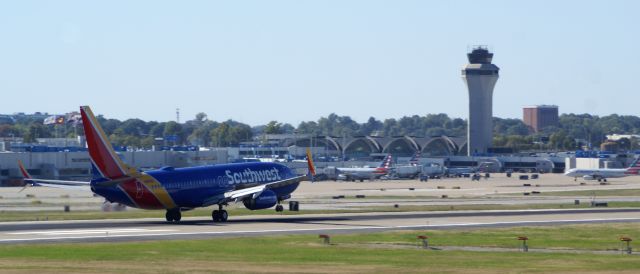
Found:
243,189 -> 278,210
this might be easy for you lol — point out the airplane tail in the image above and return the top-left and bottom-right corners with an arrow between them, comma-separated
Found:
625,157 -> 640,175
409,151 -> 421,166
379,154 -> 392,169
306,148 -> 316,182
17,160 -> 34,192
80,106 -> 137,180
17,160 -> 31,179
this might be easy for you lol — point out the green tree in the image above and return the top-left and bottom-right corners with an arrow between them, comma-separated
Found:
163,121 -> 183,144
24,123 -> 48,143
210,123 -> 230,147
264,121 -> 283,134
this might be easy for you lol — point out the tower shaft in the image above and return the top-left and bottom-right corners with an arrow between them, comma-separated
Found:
461,47 -> 499,156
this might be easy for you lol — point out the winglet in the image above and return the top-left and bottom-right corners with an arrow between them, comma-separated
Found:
306,148 -> 316,182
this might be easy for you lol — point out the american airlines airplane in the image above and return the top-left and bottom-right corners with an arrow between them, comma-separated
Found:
19,106 -> 315,223
337,155 -> 392,182
564,157 -> 640,182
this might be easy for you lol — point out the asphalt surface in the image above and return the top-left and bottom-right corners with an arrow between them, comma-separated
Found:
2,208 -> 639,244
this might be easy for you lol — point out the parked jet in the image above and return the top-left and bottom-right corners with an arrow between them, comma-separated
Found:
564,157 -> 640,182
19,106 -> 314,222
337,155 -> 392,182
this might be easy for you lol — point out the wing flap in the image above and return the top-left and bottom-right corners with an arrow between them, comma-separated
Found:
216,176 -> 307,204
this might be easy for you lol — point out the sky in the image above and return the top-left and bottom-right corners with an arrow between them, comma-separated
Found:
0,1 -> 638,126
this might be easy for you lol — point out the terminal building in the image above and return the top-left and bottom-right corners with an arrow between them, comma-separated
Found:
0,134 -> 574,186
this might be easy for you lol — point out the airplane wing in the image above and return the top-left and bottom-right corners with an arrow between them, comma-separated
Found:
204,175 -> 307,206
225,175 -> 306,201
27,181 -> 91,190
23,178 -> 90,186
18,160 -> 91,190
18,160 -> 143,191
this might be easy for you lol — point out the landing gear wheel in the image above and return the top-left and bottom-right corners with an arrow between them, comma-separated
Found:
220,210 -> 228,222
174,211 -> 181,222
165,209 -> 181,222
212,210 -> 220,222
603,178 -> 607,182
275,204 -> 284,212
212,208 -> 229,222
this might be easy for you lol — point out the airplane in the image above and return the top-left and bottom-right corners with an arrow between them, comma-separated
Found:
18,106 -> 315,223
337,154 -> 392,182
564,157 -> 640,182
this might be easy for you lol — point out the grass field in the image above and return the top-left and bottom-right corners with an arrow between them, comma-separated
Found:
1,223 -> 639,273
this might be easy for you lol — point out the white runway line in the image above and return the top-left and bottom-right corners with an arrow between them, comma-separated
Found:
8,228 -> 176,236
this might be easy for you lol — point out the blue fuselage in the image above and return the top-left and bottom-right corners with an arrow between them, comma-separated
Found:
91,162 -> 299,210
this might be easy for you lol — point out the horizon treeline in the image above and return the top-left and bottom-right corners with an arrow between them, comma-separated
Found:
1,113 -> 639,151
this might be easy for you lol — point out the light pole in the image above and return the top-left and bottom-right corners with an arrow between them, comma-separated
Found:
294,130 -> 298,159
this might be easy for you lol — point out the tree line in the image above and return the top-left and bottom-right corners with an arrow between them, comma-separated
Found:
1,112 -> 639,151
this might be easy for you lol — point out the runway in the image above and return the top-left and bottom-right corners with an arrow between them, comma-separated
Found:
2,208 -> 639,244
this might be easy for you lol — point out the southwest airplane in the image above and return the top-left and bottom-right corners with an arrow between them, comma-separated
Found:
564,157 -> 640,182
19,106 -> 315,222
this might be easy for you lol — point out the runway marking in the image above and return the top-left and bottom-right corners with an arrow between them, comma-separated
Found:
1,217 -> 639,243
8,228 -> 176,236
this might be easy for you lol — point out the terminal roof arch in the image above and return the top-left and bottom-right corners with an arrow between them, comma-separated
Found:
421,136 -> 459,156
343,137 -> 382,159
382,136 -> 420,157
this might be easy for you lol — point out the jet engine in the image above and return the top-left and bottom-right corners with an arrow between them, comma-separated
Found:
583,175 -> 596,180
243,189 -> 278,210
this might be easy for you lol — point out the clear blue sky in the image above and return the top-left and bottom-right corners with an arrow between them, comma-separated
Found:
0,1 -> 638,126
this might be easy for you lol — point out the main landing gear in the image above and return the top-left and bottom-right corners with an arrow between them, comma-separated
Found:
275,199 -> 284,212
165,208 -> 182,222
212,204 -> 228,222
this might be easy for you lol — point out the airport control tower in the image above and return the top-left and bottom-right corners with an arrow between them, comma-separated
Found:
461,46 -> 499,156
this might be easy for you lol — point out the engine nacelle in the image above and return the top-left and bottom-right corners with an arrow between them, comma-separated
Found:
243,189 -> 278,210
583,175 -> 596,180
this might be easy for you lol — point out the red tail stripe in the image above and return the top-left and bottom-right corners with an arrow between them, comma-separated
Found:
81,107 -> 126,179
18,161 -> 31,178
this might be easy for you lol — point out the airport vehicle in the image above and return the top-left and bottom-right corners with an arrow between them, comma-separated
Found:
564,157 -> 640,182
393,165 -> 421,179
335,155 -> 392,182
19,106 -> 314,222
419,164 -> 446,181
387,152 -> 423,179
445,167 -> 477,177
